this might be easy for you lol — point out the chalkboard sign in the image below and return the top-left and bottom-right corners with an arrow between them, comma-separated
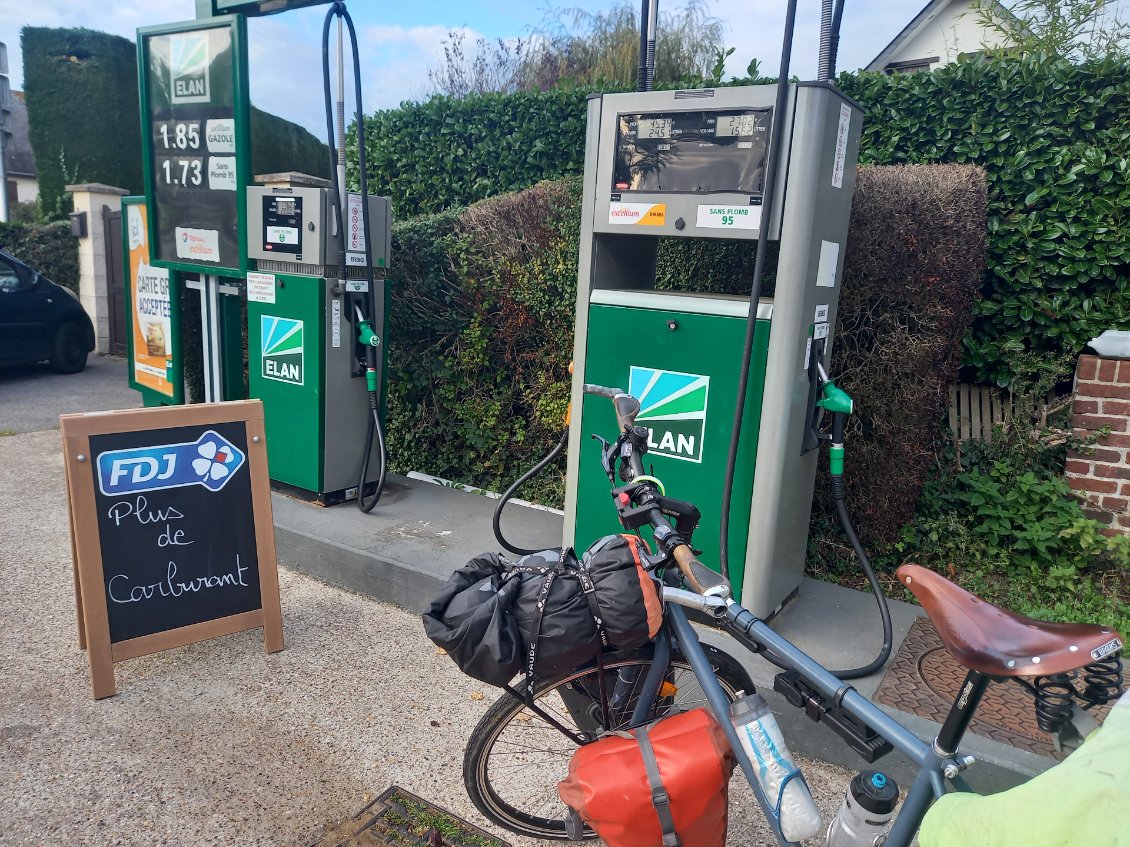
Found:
137,16 -> 249,276
62,401 -> 283,699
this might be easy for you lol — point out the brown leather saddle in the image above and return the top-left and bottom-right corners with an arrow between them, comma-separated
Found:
896,564 -> 1123,677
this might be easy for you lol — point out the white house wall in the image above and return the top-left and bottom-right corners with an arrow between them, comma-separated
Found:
889,1 -> 1012,69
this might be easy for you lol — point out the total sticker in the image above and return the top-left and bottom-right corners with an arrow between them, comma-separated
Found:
696,205 -> 761,230
608,202 -> 666,226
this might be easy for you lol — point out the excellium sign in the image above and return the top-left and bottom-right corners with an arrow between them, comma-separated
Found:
629,366 -> 710,462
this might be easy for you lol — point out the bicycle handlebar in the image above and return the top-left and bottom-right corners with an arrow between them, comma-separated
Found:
585,382 -> 732,598
583,383 -> 641,434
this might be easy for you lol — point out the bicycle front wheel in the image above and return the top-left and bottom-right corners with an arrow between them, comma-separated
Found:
462,645 -> 752,840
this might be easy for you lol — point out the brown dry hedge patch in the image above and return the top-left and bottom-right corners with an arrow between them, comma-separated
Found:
817,164 -> 987,545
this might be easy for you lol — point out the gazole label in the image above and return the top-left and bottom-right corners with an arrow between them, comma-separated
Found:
261,316 -> 304,385
629,366 -> 710,463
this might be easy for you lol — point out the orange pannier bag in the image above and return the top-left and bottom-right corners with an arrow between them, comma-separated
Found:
557,707 -> 735,847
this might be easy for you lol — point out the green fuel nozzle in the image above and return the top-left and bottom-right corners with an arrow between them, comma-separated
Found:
816,379 -> 853,416
358,319 -> 381,349
816,376 -> 854,478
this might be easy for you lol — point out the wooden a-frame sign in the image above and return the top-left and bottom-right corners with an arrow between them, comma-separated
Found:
62,400 -> 283,699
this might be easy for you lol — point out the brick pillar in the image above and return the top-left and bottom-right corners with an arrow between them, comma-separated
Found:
1066,354 -> 1130,536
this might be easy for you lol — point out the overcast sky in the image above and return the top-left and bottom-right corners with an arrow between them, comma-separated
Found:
0,1 -> 938,138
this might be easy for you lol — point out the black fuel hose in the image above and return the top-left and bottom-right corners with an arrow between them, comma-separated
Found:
827,476 -> 893,678
493,428 -> 570,556
321,1 -> 388,511
718,0 -> 798,582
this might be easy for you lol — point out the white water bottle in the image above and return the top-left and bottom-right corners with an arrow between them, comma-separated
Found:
730,690 -> 822,842
825,770 -> 899,847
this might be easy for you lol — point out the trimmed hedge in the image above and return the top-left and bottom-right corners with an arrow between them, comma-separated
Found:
21,27 -> 143,216
385,166 -> 984,543
22,26 -> 329,220
814,165 -> 986,543
0,221 -> 80,294
838,56 -> 1130,386
355,89 -> 590,219
355,55 -> 1129,384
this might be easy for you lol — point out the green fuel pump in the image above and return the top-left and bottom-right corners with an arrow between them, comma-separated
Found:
244,1 -> 393,508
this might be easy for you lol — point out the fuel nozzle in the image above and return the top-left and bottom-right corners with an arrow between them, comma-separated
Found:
816,367 -> 853,478
354,304 -> 380,392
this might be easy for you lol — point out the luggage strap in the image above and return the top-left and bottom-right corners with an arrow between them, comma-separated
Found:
635,721 -> 682,847
508,548 -> 609,703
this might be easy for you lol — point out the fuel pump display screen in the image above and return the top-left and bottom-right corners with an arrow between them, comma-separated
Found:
261,195 -> 303,257
613,109 -> 771,194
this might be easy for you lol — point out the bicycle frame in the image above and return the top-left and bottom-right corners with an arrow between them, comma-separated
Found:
649,594 -> 978,847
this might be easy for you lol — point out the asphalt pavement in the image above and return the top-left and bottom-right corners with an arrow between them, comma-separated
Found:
0,355 -> 140,434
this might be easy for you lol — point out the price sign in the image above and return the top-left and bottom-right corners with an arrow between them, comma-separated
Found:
138,17 -> 249,275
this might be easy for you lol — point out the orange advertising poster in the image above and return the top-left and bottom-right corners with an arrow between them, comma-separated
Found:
127,203 -> 176,398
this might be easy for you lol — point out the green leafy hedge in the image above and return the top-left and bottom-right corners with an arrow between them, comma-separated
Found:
0,221 -> 80,293
21,27 -> 143,217
838,56 -> 1130,386
356,56 -> 1129,384
354,89 -> 590,219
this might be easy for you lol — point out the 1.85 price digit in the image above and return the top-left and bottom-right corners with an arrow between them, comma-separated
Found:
158,121 -> 201,151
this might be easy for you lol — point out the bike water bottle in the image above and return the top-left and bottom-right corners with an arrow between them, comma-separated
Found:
730,691 -> 822,842
825,770 -> 899,847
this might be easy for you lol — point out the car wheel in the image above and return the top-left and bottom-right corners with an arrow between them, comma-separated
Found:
49,322 -> 89,374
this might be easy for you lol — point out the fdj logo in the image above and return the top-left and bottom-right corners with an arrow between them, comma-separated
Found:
97,431 -> 246,496
629,366 -> 710,463
261,316 -> 304,385
169,32 -> 210,105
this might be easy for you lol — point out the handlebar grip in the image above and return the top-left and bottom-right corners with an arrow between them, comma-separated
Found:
583,383 -> 622,399
672,545 -> 731,597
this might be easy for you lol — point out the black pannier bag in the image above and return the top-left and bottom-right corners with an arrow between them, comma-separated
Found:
423,535 -> 663,689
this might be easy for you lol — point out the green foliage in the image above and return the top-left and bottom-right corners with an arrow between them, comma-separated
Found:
973,0 -> 1130,61
383,180 -> 580,504
0,221 -> 80,294
839,55 -> 1130,385
21,27 -> 143,217
895,382 -> 1130,633
358,55 -> 1130,385
353,88 -> 591,219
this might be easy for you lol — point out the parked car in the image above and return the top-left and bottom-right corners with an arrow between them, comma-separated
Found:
0,248 -> 94,374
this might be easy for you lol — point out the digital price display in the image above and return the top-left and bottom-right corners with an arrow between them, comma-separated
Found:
613,108 -> 772,194
139,18 -> 248,274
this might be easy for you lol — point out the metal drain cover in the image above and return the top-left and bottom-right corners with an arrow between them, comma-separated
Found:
305,786 -> 510,847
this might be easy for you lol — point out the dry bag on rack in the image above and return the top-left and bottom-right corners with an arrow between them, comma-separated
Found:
422,535 -> 662,689
557,707 -> 736,847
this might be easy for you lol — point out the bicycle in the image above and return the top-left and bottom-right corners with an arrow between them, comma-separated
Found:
461,383 -> 1125,845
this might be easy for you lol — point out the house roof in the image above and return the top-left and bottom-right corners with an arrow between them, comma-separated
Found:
865,0 -> 1016,71
3,92 -> 36,178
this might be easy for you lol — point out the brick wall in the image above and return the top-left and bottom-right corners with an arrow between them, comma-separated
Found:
1066,354 -> 1130,536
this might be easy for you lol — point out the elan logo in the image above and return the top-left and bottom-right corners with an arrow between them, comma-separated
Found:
261,315 -> 304,385
169,32 -> 210,105
629,366 -> 710,463
97,431 -> 246,496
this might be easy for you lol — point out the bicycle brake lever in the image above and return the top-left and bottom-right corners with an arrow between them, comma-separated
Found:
591,434 -> 616,482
